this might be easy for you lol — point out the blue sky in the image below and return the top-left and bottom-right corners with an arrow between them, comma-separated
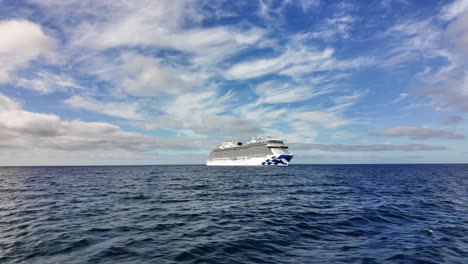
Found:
0,0 -> 467,165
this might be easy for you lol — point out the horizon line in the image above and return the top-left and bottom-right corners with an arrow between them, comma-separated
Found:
1,163 -> 467,167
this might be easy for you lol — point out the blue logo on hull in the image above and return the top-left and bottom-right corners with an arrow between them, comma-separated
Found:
261,154 -> 293,166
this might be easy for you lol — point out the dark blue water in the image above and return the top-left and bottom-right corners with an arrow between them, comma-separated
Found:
1,165 -> 468,263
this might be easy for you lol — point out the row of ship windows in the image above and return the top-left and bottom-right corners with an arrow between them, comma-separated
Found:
209,145 -> 273,159
209,157 -> 262,160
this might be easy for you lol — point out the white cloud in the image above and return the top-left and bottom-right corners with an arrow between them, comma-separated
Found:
15,71 -> 83,94
0,149 -> 207,166
392,93 -> 409,104
446,7 -> 468,57
232,82 -> 366,141
225,47 -> 373,80
324,14 -> 356,40
298,0 -> 320,11
65,95 -> 143,120
291,142 -> 446,152
254,80 -> 333,104
289,110 -> 352,129
0,93 -> 20,111
167,88 -> 235,118
0,93 -> 209,152
424,8 -> 468,112
225,50 -> 297,79
186,115 -> 261,136
440,0 -> 468,21
237,105 -> 288,127
300,1 -> 357,41
382,18 -> 442,69
85,52 -> 208,97
145,88 -> 262,137
384,2 -> 468,114
232,96 -> 355,142
329,90 -> 368,112
372,126 -> 465,140
256,0 -> 320,29
381,52 -> 416,68
50,0 -> 265,66
0,19 -> 55,84
379,0 -> 409,9
93,24 -> 262,65
256,0 -> 292,24
118,52 -> 204,96
143,114 -> 262,138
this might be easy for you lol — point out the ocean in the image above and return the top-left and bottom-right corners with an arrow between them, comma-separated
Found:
1,165 -> 467,263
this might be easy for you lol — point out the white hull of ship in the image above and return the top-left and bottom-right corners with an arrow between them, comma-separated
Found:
206,154 -> 293,167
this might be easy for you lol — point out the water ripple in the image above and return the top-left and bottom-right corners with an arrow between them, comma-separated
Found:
1,165 -> 467,263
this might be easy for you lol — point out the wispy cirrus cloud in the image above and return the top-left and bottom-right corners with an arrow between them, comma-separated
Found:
15,71 -> 83,94
372,126 -> 465,140
257,0 -> 320,25
57,0 -> 265,66
383,0 -> 468,113
318,1 -> 357,40
142,88 -> 262,138
254,80 -> 333,104
392,93 -> 409,104
440,0 -> 468,20
440,115 -> 463,125
116,52 -> 207,97
65,95 -> 143,120
225,47 -> 374,80
291,143 -> 446,152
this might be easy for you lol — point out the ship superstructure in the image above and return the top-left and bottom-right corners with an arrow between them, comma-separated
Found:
206,137 -> 294,166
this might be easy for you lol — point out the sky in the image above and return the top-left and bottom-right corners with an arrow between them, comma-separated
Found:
0,0 -> 467,165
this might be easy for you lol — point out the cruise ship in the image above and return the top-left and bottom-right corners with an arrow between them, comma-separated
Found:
206,137 -> 294,166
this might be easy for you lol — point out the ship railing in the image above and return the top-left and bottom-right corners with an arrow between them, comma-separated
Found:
267,143 -> 288,148
210,155 -> 268,160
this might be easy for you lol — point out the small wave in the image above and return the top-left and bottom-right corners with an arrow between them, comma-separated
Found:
89,246 -> 140,262
59,238 -> 94,254
122,194 -> 149,200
